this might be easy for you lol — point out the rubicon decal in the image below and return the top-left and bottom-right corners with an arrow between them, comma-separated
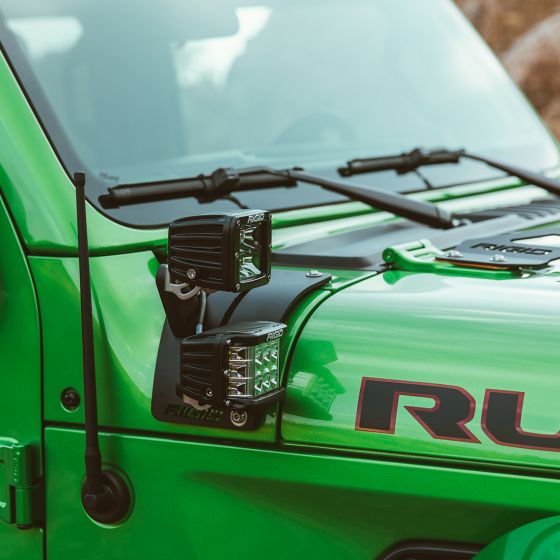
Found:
482,390 -> 560,452
356,378 -> 479,443
356,378 -> 560,452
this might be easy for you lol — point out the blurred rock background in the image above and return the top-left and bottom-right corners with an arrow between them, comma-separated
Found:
457,0 -> 560,138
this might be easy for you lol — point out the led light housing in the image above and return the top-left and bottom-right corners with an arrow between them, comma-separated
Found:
179,321 -> 286,409
168,210 -> 272,292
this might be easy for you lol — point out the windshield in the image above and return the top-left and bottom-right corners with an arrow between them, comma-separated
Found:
0,0 -> 558,226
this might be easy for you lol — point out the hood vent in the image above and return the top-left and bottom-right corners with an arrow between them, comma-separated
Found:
273,198 -> 560,270
465,198 -> 560,220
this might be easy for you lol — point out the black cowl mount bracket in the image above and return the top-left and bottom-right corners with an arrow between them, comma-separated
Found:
151,268 -> 332,429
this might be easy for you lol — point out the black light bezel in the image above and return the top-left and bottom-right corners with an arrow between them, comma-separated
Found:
168,210 -> 272,293
178,321 -> 286,409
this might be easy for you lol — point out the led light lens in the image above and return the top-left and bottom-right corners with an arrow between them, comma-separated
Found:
227,339 -> 281,398
238,224 -> 264,283
239,255 -> 261,281
227,346 -> 251,398
240,226 -> 260,252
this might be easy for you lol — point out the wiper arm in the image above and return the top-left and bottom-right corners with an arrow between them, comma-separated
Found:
338,147 -> 560,197
100,166 -> 459,229
282,169 -> 458,228
462,152 -> 560,196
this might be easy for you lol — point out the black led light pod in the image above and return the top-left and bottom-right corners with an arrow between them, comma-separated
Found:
168,210 -> 272,293
179,321 -> 286,410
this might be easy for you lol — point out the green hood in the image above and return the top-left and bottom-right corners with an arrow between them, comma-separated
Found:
283,264 -> 560,473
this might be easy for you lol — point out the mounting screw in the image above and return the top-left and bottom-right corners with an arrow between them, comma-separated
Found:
61,388 -> 81,411
446,250 -> 463,258
490,254 -> 507,263
230,410 -> 248,427
187,268 -> 197,280
306,269 -> 323,278
205,388 -> 214,398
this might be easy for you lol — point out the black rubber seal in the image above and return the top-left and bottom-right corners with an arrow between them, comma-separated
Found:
81,470 -> 132,525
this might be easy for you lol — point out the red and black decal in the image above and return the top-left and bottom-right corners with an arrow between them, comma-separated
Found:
356,377 -> 559,453
482,390 -> 560,452
356,378 -> 479,442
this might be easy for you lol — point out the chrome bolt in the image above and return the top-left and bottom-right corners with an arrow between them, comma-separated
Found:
230,410 -> 248,427
205,388 -> 214,398
187,268 -> 197,280
446,250 -> 463,258
306,269 -> 323,278
490,254 -> 507,263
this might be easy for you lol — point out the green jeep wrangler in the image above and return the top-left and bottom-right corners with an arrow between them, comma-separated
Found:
0,1 -> 559,558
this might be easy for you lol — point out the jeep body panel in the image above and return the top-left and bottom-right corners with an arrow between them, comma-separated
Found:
283,268 -> 560,472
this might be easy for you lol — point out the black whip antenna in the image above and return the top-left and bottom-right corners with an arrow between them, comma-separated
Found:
75,172 -> 131,524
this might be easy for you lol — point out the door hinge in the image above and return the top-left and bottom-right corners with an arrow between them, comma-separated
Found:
0,441 -> 34,530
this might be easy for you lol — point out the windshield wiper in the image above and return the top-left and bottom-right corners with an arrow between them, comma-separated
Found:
338,147 -> 560,197
100,166 -> 461,229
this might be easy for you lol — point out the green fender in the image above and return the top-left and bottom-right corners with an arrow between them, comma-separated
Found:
475,517 -> 560,559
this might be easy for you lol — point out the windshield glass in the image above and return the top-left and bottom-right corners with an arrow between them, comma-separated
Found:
0,0 -> 558,226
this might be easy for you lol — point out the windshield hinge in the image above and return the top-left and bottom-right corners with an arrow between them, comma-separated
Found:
0,441 -> 35,530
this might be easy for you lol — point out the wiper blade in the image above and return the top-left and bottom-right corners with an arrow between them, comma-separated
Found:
100,166 -> 460,229
339,148 -> 464,177
338,147 -> 560,197
99,167 -> 296,207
